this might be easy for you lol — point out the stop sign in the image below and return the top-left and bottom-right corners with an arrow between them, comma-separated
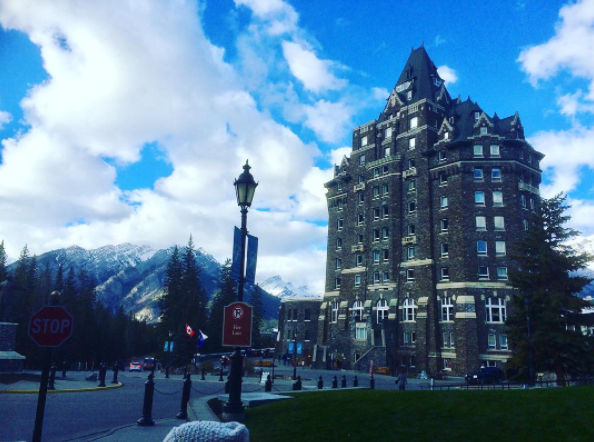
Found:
28,306 -> 74,347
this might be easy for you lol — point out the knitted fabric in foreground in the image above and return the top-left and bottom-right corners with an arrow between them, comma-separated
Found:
163,421 -> 249,442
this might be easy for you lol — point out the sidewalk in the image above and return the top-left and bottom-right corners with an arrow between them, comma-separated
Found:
0,370 -> 123,393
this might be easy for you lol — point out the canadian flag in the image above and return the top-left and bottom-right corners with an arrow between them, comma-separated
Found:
186,323 -> 195,337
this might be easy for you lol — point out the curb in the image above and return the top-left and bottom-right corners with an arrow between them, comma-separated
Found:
0,382 -> 123,394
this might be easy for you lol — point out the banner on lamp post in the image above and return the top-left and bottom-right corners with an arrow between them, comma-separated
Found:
231,227 -> 242,281
245,234 -> 258,285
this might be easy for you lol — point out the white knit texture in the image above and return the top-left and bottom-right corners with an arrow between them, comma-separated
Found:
163,421 -> 249,442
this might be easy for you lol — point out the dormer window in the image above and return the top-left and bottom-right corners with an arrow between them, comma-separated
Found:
480,127 -> 488,135
474,112 -> 480,121
407,90 -> 413,101
444,132 -> 449,140
361,136 -> 368,147
338,182 -> 344,191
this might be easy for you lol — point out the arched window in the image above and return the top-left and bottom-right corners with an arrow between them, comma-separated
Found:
402,298 -> 417,322
353,300 -> 364,322
377,299 -> 389,323
331,300 -> 339,323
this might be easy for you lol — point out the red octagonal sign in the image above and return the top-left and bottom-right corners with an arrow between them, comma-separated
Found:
28,306 -> 74,348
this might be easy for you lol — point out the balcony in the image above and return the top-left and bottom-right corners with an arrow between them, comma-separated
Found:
353,183 -> 366,191
403,167 -> 417,179
401,235 -> 417,245
351,244 -> 365,253
518,182 -> 539,195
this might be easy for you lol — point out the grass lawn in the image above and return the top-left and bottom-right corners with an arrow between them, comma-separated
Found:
245,388 -> 594,442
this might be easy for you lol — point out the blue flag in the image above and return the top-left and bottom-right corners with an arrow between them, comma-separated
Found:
197,330 -> 208,348
246,234 -> 258,285
231,227 -> 242,281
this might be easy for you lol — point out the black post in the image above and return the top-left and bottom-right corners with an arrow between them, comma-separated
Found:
225,377 -> 230,394
48,363 -> 57,390
62,360 -> 67,378
272,363 -> 275,383
137,372 -> 155,426
219,366 -> 224,381
332,375 -> 338,389
98,362 -> 107,387
317,376 -> 324,389
265,374 -> 272,392
201,365 -> 206,380
370,374 -> 375,390
176,373 -> 192,420
354,376 -> 359,387
341,375 -> 346,388
32,348 -> 52,442
165,365 -> 170,379
112,363 -> 119,384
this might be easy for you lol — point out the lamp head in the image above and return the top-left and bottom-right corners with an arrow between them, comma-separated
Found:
234,160 -> 258,208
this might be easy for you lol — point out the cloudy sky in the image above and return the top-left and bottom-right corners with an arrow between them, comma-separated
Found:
0,0 -> 593,294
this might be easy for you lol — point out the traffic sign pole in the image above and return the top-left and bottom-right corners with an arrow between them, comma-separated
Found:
32,348 -> 52,442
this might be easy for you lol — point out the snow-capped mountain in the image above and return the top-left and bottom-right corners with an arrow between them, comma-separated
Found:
568,235 -> 594,298
259,275 -> 320,299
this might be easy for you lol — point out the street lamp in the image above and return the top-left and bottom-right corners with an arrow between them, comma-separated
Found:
293,331 -> 298,380
224,160 -> 258,422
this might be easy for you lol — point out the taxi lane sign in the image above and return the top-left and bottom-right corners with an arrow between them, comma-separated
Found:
28,306 -> 74,347
222,301 -> 253,347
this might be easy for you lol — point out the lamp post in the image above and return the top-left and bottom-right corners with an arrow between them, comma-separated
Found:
224,160 -> 258,422
293,331 -> 298,380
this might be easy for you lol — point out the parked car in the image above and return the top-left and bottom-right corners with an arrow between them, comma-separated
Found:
129,359 -> 143,372
143,357 -> 157,371
465,367 -> 505,384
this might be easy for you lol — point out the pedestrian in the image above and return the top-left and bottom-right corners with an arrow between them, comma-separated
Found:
163,420 -> 249,442
396,370 -> 407,391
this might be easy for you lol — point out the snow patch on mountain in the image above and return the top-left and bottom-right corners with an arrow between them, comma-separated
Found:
260,275 -> 320,299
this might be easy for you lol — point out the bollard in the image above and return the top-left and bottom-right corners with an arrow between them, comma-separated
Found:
354,376 -> 359,387
265,374 -> 272,392
137,372 -> 155,426
219,367 -> 224,382
98,362 -> 107,388
430,378 -> 435,391
296,376 -> 302,390
48,363 -> 57,390
341,375 -> 347,388
201,365 -> 206,381
176,373 -> 192,420
112,363 -> 119,384
370,374 -> 375,390
165,365 -> 169,379
332,375 -> 338,389
317,376 -> 324,389
62,360 -> 67,378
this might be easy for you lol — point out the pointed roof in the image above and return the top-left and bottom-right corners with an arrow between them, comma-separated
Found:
393,46 -> 444,103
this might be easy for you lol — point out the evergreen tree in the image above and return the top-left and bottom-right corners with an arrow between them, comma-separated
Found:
159,245 -> 184,335
507,194 -> 594,383
0,240 -> 7,283
54,264 -> 64,292
250,284 -> 264,347
206,260 -> 237,352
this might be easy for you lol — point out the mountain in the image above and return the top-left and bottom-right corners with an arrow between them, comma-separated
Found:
568,235 -> 594,298
7,243 -> 280,322
259,275 -> 320,299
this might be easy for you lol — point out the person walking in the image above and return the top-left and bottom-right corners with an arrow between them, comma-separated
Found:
396,371 -> 407,391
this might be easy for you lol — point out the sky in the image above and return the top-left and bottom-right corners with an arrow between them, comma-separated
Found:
0,0 -> 594,295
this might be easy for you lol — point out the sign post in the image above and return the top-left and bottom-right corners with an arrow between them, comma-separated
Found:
29,305 -> 74,442
222,302 -> 253,348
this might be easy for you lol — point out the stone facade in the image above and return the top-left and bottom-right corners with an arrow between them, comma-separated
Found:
276,298 -> 321,367
0,322 -> 25,372
315,46 -> 543,377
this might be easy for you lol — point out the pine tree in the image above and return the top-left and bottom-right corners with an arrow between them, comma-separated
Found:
250,284 -> 264,347
182,235 -> 207,332
159,246 -> 184,339
507,194 -> 594,383
206,260 -> 237,352
0,240 -> 7,283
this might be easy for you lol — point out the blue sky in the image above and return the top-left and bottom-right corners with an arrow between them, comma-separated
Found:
0,0 -> 593,293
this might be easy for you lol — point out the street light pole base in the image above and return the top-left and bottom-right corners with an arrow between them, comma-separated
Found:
222,403 -> 245,423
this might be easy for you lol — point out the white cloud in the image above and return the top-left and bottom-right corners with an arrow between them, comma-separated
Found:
557,91 -> 594,116
234,0 -> 298,36
371,87 -> 389,101
330,146 -> 351,166
0,106 -> 10,130
437,65 -> 458,84
567,197 -> 594,236
302,99 -> 354,143
433,35 -> 446,47
281,40 -> 347,93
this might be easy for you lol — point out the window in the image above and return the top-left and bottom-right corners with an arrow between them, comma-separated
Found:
355,274 -> 361,287
335,278 -> 341,289
488,334 -> 496,349
407,90 -> 413,101
408,224 -> 416,235
382,184 -> 389,195
337,182 -> 343,191
480,127 -> 488,135
478,266 -> 489,280
440,267 -> 449,281
358,234 -> 364,244
383,249 -> 389,261
335,258 -> 342,269
359,155 -> 366,166
485,298 -> 507,322
373,168 -> 380,178
358,213 -> 364,225
386,127 -> 393,138
443,332 -> 455,348
438,150 -> 447,162
410,117 -> 418,129
361,136 -> 368,147
440,196 -> 448,209
407,159 -> 416,169
304,309 -> 311,321
497,267 -> 508,280
406,269 -> 415,281
337,200 -> 344,211
530,198 -> 535,211
499,334 -> 508,349
441,297 -> 454,321
491,168 -> 501,181
476,216 -> 486,231
384,147 -> 391,157
441,243 -> 449,258
337,219 -> 344,230
373,207 -> 380,220
358,192 -> 365,204
474,145 -> 484,157
356,254 -> 363,267
493,191 -> 503,207
356,324 -> 367,340
409,138 -> 416,150
490,145 -> 500,157
408,179 -> 416,191
444,131 -> 449,140
373,229 -> 380,241
304,330 -> 310,341
474,111 -> 480,121
373,250 -> 380,263
475,191 -> 485,206
494,216 -> 505,230
373,186 -> 380,198
521,195 -> 527,208
382,165 -> 389,175
407,247 -> 416,260
336,238 -> 342,250
383,271 -> 390,283
439,173 -> 448,185
353,300 -> 364,322
404,331 -> 410,345
474,168 -> 484,181
358,175 -> 365,184
495,241 -> 506,256
402,298 -> 417,321
440,219 -> 448,232
382,206 -> 389,218
382,227 -> 389,239
373,272 -> 380,284
477,240 -> 487,256
331,300 -> 339,322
